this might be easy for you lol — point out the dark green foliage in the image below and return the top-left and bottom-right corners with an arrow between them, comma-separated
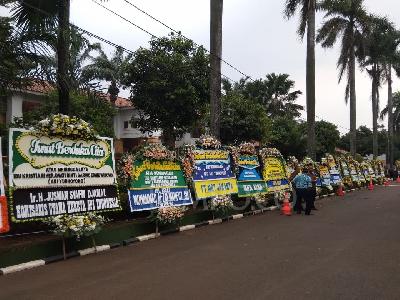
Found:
339,126 -> 387,156
0,17 -> 49,95
269,117 -> 307,158
220,91 -> 271,145
82,46 -> 131,103
124,33 -> 209,146
314,120 -> 341,159
222,73 -> 303,119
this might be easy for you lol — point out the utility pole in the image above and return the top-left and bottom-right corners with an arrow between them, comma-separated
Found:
210,0 -> 223,139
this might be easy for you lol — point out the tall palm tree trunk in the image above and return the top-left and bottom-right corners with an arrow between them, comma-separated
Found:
210,0 -> 223,139
387,65 -> 394,167
349,39 -> 357,157
57,0 -> 71,115
371,65 -> 378,158
306,1 -> 316,160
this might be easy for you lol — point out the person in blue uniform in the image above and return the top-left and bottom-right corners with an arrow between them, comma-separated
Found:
291,167 -> 313,215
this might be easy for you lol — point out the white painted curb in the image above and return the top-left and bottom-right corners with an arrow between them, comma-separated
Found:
0,260 -> 45,275
208,219 -> 222,225
179,225 -> 196,232
136,233 -> 160,241
78,245 -> 110,256
232,214 -> 244,220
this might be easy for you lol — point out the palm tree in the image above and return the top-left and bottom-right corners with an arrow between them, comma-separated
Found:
6,0 -> 71,114
210,0 -> 223,139
317,0 -> 369,157
362,16 -> 399,159
284,0 -> 317,160
381,92 -> 400,134
381,26 -> 400,167
82,46 -> 130,104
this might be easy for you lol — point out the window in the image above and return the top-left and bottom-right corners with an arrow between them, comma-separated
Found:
123,121 -> 129,129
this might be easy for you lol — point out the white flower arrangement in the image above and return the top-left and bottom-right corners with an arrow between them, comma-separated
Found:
196,135 -> 221,149
155,206 -> 187,225
46,213 -> 106,239
238,142 -> 256,155
34,114 -> 97,140
209,195 -> 234,214
252,193 -> 268,204
259,147 -> 283,159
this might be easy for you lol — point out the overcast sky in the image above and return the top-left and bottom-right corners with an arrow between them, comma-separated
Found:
3,0 -> 400,134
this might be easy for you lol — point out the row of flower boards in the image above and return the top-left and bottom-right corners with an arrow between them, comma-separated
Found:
1,114 -> 388,234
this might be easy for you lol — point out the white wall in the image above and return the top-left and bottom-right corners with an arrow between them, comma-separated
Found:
6,92 -> 42,124
113,108 -> 160,139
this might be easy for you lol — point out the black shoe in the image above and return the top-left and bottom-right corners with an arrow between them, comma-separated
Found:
311,208 -> 318,211
305,212 -> 313,215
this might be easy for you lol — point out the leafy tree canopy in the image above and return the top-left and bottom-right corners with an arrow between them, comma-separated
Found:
223,73 -> 303,119
269,117 -> 307,158
314,120 -> 341,159
124,33 -> 209,146
220,91 -> 271,145
0,16 -> 49,95
339,125 -> 387,156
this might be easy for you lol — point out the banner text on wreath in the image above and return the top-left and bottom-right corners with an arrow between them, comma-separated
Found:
192,150 -> 238,199
29,139 -> 105,158
129,159 -> 192,211
10,129 -> 120,221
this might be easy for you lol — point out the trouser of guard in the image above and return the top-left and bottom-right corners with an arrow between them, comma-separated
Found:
294,188 -> 313,215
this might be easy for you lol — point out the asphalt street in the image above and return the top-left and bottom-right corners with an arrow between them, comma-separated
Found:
1,185 -> 400,300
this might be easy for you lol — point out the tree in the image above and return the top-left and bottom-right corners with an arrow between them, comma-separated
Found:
35,28 -> 102,91
220,91 -> 270,145
339,125 -> 387,156
381,92 -> 400,134
317,0 -> 369,157
284,0 -> 317,160
124,34 -> 209,147
5,0 -> 71,114
82,46 -> 130,104
361,16 -> 397,159
269,117 -> 307,158
210,0 -> 223,138
314,120 -> 340,159
0,16 -> 48,95
371,19 -> 400,166
223,73 -> 303,119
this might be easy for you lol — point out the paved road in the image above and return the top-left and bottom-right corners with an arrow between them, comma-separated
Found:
2,186 -> 400,300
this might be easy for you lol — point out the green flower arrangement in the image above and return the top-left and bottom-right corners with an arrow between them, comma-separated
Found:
35,114 -> 98,141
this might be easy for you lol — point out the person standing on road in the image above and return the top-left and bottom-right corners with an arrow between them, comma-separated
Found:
291,166 -> 313,215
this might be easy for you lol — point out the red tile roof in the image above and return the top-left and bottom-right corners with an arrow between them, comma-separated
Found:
22,80 -> 132,108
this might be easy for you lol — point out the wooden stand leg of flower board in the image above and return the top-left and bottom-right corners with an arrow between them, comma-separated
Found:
62,236 -> 66,260
91,235 -> 97,253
